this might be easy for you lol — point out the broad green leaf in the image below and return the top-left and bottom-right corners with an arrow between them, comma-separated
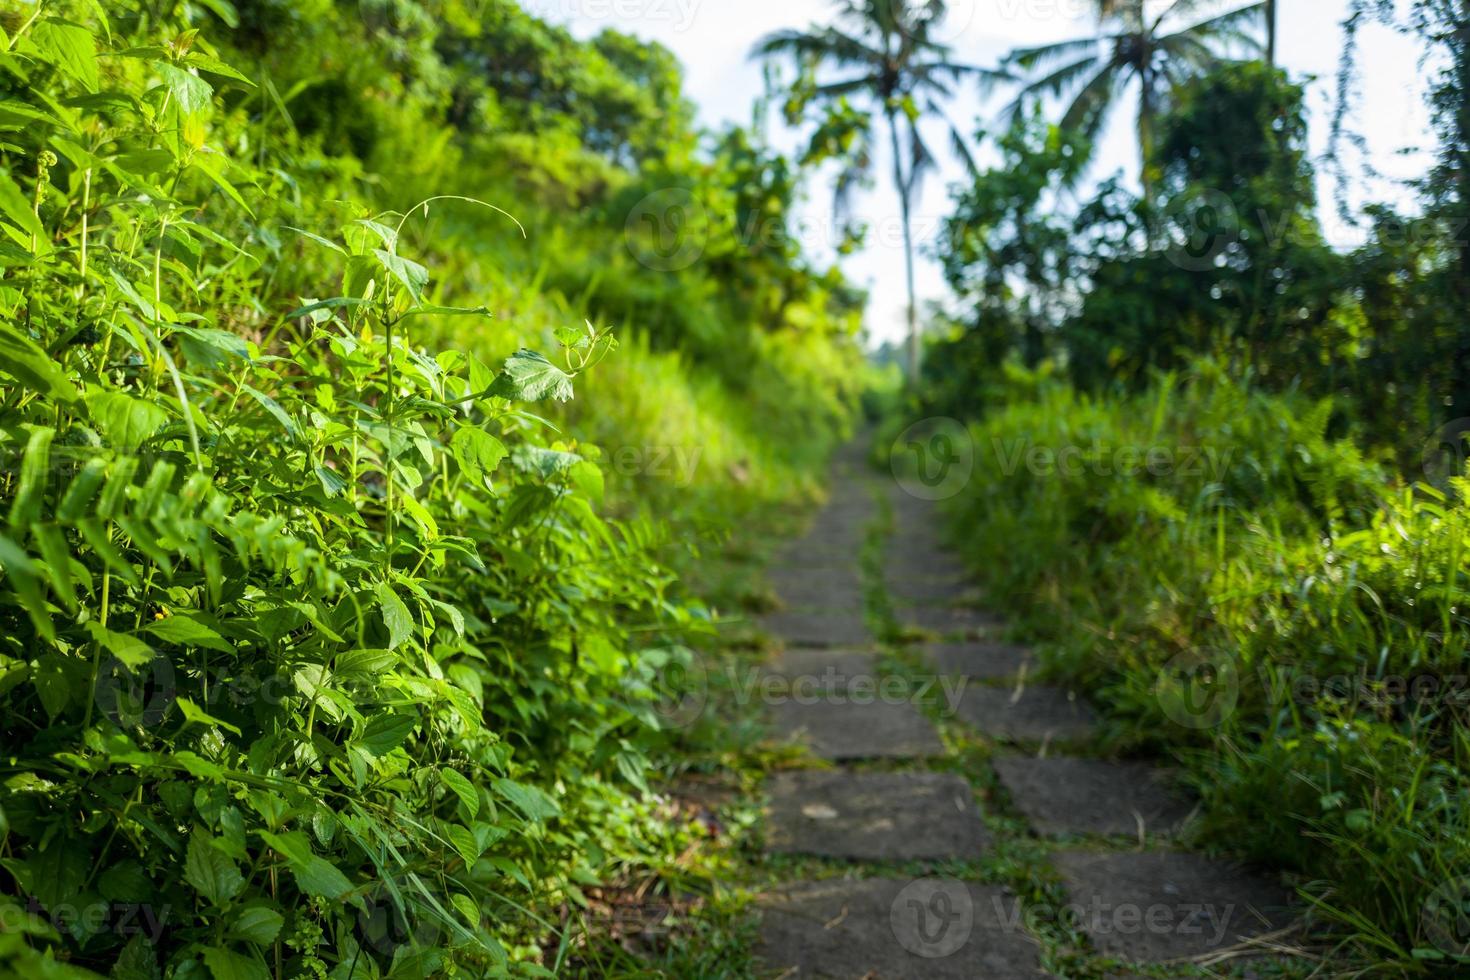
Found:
372,248 -> 428,301
334,648 -> 397,677
8,425 -> 54,531
359,711 -> 417,756
144,614 -> 233,653
376,581 -> 413,650
450,892 -> 481,926
0,323 -> 79,401
33,655 -> 70,720
33,19 -> 98,92
185,830 -> 244,906
86,389 -> 168,452
440,769 -> 479,818
155,63 -> 213,119
445,824 -> 480,864
84,622 -> 155,671
229,905 -> 283,945
292,855 -> 354,902
451,427 -> 507,482
490,350 -> 574,403
493,779 -> 561,822
242,386 -> 300,440
0,173 -> 45,243
511,445 -> 582,479
201,946 -> 269,980
176,696 -> 242,735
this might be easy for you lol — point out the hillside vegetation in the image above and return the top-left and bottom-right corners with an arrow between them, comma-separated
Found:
0,2 -> 862,977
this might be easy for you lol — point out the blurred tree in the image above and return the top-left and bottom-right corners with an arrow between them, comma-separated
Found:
1004,0 -> 1267,196
752,1 -> 1008,382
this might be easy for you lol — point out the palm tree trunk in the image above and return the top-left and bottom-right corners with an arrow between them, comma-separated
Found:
1138,71 -> 1155,201
1266,0 -> 1277,65
886,110 -> 921,384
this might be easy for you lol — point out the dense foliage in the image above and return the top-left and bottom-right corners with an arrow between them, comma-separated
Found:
922,6 -> 1470,973
0,1 -> 861,977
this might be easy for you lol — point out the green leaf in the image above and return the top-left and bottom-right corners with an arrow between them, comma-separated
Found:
155,63 -> 214,119
445,824 -> 480,864
242,385 -> 300,440
229,905 -> 283,945
493,779 -> 561,823
8,425 -> 54,531
376,581 -> 413,650
440,769 -> 479,818
99,861 -> 153,903
333,649 -> 397,677
359,711 -> 417,757
144,614 -> 233,653
185,830 -> 244,906
85,622 -> 155,671
86,389 -> 168,452
373,248 -> 428,301
451,427 -> 507,482
450,892 -> 481,927
201,946 -> 269,980
0,172 -> 45,244
0,323 -> 79,401
33,654 -> 71,720
33,19 -> 99,92
490,350 -> 575,403
176,696 -> 242,735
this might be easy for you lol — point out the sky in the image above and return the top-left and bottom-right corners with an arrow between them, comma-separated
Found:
532,0 -> 1434,348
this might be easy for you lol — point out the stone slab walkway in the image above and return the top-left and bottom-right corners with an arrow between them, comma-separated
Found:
758,878 -> 1048,979
950,684 -> 1099,743
1050,850 -> 1294,963
766,770 -> 992,860
752,447 -> 1301,977
769,698 -> 944,760
992,756 -> 1195,838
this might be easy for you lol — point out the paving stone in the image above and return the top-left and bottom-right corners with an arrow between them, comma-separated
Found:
769,697 -> 944,760
757,877 -> 1050,979
1050,850 -> 1294,964
766,770 -> 992,860
761,607 -> 871,648
992,757 -> 1195,837
922,642 -> 1034,681
767,649 -> 879,683
951,685 -> 1098,743
897,603 -> 1001,639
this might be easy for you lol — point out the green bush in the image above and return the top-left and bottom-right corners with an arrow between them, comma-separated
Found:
946,362 -> 1470,971
0,2 -> 858,977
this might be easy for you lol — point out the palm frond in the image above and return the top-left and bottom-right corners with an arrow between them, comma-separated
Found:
1012,53 -> 1102,104
1005,36 -> 1105,73
1168,1 -> 1266,47
1060,61 -> 1126,147
750,26 -> 885,69
927,100 -> 979,180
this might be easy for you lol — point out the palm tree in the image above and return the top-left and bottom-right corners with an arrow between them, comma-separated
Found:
1005,0 -> 1266,197
753,1 -> 1008,382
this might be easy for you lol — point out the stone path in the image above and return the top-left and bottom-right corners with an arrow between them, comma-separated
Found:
753,441 -> 1301,978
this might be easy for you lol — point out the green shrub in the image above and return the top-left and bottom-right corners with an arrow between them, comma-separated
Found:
946,362 -> 1470,971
